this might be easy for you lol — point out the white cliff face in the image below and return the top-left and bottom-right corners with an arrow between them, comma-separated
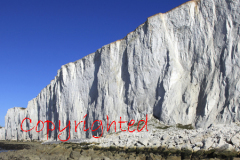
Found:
5,107 -> 27,140
0,127 -> 5,140
3,0 -> 240,141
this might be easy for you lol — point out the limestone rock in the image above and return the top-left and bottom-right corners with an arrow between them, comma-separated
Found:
2,0 -> 240,141
5,107 -> 27,140
0,127 -> 5,140
219,144 -> 234,151
231,134 -> 240,146
202,138 -> 213,150
161,134 -> 170,141
181,144 -> 192,151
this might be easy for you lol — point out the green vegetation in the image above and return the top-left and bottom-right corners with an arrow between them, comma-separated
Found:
176,124 -> 194,130
45,141 -> 240,159
137,121 -> 145,129
181,149 -> 192,159
213,150 -> 239,159
156,126 -> 170,129
92,145 -> 101,150
109,146 -> 118,151
79,142 -> 93,146
130,119 -> 144,128
108,131 -> 121,135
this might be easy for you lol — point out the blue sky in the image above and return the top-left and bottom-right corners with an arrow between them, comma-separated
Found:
0,0 -> 188,127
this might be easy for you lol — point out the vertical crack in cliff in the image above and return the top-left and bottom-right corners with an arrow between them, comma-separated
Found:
89,50 -> 101,104
121,48 -> 131,105
51,84 -> 59,140
219,44 -> 231,119
153,78 -> 164,119
195,77 -> 207,119
47,85 -> 53,140
85,110 -> 90,138
220,77 -> 230,115
88,50 -> 102,138
153,50 -> 170,120
37,101 -> 40,140
220,47 -> 226,78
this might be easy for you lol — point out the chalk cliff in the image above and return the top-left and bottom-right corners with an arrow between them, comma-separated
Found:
3,0 -> 240,141
0,127 -> 5,140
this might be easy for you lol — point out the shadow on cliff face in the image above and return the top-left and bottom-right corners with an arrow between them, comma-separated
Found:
153,51 -> 169,120
121,48 -> 130,105
88,51 -> 102,138
195,78 -> 207,119
153,79 -> 164,120
89,50 -> 101,104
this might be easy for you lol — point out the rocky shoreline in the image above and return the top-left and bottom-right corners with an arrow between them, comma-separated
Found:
0,140 -> 239,160
1,118 -> 240,160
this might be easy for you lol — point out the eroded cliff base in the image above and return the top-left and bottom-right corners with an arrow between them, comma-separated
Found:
0,140 -> 240,160
1,116 -> 240,160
